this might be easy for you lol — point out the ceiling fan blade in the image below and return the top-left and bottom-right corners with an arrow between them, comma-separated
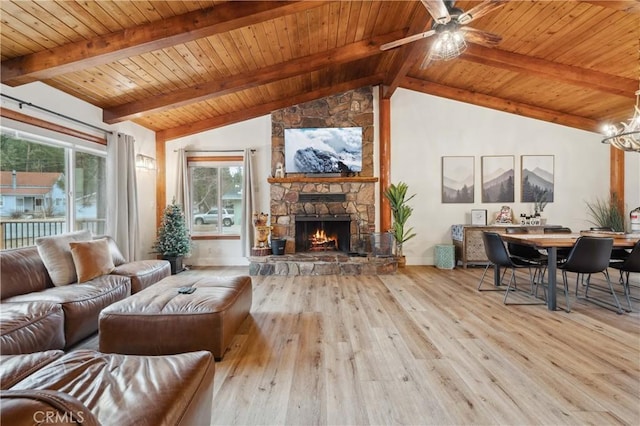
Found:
461,27 -> 502,46
420,0 -> 451,24
380,30 -> 436,51
457,0 -> 507,25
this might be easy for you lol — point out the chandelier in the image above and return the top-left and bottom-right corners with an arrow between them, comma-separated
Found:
601,88 -> 640,152
429,29 -> 467,62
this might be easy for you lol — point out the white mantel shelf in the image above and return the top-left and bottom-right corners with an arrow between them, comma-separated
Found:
267,177 -> 378,184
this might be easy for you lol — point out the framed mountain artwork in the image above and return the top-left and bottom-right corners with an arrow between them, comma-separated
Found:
442,156 -> 474,203
481,156 -> 514,203
521,155 -> 554,203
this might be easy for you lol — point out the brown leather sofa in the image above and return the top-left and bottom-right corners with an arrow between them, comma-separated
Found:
0,349 -> 215,425
0,237 -> 170,354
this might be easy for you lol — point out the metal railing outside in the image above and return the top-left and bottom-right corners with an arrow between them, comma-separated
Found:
0,219 -> 106,249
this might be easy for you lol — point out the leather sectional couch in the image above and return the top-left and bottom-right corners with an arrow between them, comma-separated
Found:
0,232 -> 217,425
0,234 -> 170,354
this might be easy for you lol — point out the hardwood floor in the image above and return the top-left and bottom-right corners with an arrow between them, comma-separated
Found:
198,265 -> 639,425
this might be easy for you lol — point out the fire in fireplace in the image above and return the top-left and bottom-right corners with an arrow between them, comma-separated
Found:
309,229 -> 338,251
295,215 -> 351,253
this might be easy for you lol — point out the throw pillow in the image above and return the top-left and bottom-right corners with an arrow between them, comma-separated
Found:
69,239 -> 115,283
93,235 -> 127,266
36,230 -> 92,286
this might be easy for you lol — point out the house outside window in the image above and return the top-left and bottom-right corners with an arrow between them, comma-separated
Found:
189,158 -> 243,237
0,129 -> 107,248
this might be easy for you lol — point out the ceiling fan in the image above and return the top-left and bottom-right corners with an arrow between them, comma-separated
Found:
381,0 -> 507,68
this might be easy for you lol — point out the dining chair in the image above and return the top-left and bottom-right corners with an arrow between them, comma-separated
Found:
505,227 -> 547,293
544,226 -> 572,262
559,236 -> 621,313
608,240 -> 640,312
478,232 -> 544,305
589,227 -> 631,263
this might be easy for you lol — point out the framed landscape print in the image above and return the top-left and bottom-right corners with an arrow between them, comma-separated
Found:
481,155 -> 514,203
442,156 -> 474,203
521,155 -> 554,203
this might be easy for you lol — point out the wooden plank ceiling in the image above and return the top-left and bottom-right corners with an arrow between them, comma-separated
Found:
1,1 -> 638,141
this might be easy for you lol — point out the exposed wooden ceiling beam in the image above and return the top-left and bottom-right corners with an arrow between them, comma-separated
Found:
461,44 -> 636,98
103,30 -> 404,124
402,77 -> 599,132
156,74 -> 384,141
1,1 -> 325,86
382,4 -> 432,99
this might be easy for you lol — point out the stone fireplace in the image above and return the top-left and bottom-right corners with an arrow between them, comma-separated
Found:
268,86 -> 376,255
269,180 -> 375,254
249,86 -> 396,275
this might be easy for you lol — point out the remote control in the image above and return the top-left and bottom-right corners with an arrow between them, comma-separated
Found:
178,287 -> 196,294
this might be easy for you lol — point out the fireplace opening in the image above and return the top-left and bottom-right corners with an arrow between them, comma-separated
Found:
295,215 -> 351,253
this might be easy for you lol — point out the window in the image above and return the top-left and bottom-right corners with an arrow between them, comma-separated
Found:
189,158 -> 243,237
0,128 -> 107,248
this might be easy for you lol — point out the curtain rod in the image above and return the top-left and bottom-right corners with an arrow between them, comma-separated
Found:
177,149 -> 255,153
1,93 -> 113,135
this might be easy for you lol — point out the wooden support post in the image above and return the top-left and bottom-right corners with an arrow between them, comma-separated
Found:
610,146 -> 625,213
379,86 -> 391,232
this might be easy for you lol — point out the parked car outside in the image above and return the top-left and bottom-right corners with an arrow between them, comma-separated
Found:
194,208 -> 234,226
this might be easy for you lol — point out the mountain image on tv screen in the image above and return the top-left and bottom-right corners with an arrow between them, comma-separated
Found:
284,127 -> 363,174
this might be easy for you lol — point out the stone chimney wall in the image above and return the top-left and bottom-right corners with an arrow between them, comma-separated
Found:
269,86 -> 376,254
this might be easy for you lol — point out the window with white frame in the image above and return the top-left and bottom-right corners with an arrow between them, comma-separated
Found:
0,128 -> 107,248
188,157 -> 243,237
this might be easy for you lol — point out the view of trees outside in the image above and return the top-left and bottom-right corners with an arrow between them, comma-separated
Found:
0,131 -> 106,247
1,133 -> 65,173
190,164 -> 243,235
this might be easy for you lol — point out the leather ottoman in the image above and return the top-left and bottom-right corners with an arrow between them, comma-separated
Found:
99,274 -> 252,360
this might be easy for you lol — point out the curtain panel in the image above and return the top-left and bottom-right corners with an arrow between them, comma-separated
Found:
106,133 -> 140,261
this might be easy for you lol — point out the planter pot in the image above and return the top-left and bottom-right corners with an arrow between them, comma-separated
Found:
397,255 -> 406,268
271,238 -> 286,255
163,255 -> 184,274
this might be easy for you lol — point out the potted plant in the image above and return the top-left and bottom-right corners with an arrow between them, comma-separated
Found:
585,193 -> 625,232
153,199 -> 191,274
383,182 -> 416,267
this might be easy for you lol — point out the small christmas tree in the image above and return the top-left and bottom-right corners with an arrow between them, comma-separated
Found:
153,199 -> 191,258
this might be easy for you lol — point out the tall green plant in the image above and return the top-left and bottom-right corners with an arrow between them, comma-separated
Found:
383,182 -> 416,257
585,194 -> 625,232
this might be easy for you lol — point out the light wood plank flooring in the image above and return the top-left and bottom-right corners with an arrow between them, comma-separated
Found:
77,265 -> 639,425
201,265 -> 639,425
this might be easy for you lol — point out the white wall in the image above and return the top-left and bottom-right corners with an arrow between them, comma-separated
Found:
1,82 -> 158,259
164,117 -> 272,266
389,88 -> 640,265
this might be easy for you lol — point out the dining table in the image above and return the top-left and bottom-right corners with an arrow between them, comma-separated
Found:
498,232 -> 640,311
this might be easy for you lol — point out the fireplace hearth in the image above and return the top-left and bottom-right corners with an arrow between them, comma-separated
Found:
295,215 -> 351,253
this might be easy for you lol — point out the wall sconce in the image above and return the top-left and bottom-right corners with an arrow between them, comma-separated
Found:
135,153 -> 156,170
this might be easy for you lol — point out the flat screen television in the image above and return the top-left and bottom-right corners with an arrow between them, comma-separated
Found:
284,127 -> 363,174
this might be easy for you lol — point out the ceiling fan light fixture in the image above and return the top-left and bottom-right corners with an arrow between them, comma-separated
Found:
430,30 -> 467,61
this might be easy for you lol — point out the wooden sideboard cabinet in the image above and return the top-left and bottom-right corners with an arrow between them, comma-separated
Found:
451,224 -> 553,268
